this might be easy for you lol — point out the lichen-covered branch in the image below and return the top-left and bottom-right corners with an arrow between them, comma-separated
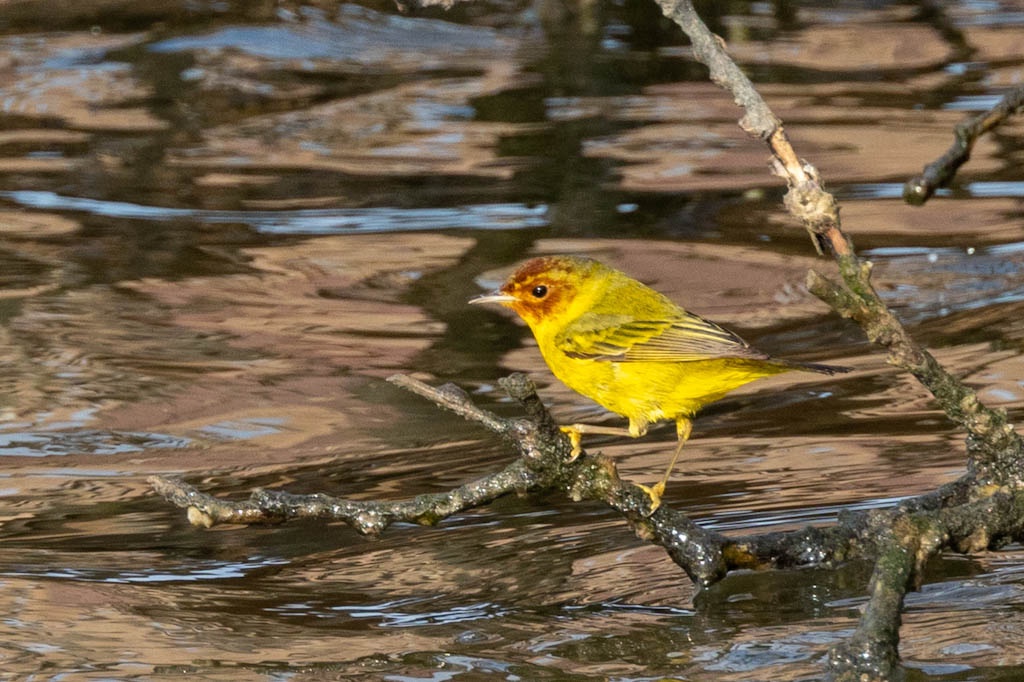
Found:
652,0 -> 845,257
643,1 -> 1024,678
904,83 -> 1024,205
828,519 -> 919,682
150,372 -> 1024,581
828,489 -> 1024,682
652,0 -> 1024,472
151,373 -> 735,585
806,268 -> 1024,475
149,457 -> 542,536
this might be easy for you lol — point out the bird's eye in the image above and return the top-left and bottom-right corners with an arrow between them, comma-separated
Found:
531,285 -> 548,299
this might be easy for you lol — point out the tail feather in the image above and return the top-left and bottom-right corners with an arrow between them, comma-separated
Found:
787,360 -> 851,375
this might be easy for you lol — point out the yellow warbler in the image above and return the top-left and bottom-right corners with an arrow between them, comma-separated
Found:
470,255 -> 847,511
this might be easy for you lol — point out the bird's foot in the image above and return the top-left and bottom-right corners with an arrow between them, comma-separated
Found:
636,481 -> 665,516
559,426 -> 583,461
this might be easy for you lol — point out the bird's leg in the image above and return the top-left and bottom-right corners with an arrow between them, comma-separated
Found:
637,417 -> 693,514
560,423 -> 637,461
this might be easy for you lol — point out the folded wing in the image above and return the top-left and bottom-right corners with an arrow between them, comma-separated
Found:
556,311 -> 769,363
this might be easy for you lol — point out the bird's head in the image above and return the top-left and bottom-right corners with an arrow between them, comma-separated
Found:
469,255 -> 604,328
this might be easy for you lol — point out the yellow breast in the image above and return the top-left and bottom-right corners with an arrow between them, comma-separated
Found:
536,338 -> 791,431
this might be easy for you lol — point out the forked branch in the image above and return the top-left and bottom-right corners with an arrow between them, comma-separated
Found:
153,373 -> 735,586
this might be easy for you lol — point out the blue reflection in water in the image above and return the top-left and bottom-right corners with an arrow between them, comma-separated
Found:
965,181 -> 1024,197
267,595 -> 512,627
0,191 -> 549,234
4,556 -> 289,583
704,640 -> 822,673
0,429 -> 190,456
943,94 -> 1006,110
197,417 -> 286,441
842,181 -> 1024,200
335,599 -> 510,628
837,183 -> 908,199
149,4 -> 502,61
708,495 -> 917,532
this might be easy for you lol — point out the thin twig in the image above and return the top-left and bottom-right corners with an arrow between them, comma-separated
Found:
387,375 -> 512,435
904,84 -> 1024,205
652,0 -> 845,256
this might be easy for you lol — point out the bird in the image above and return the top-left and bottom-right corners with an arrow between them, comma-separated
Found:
469,254 -> 847,513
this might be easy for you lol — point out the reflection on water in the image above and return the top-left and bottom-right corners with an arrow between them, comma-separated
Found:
0,0 -> 1023,679
869,242 -> 1024,323
1,190 -> 551,234
149,4 -> 506,61
0,428 -> 189,456
6,554 -> 289,584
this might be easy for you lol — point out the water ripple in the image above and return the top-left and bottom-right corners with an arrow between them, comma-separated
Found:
0,190 -> 549,234
0,429 -> 189,456
149,4 -> 503,62
3,555 -> 289,584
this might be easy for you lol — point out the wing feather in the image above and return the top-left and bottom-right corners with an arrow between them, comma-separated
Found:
555,311 -> 768,363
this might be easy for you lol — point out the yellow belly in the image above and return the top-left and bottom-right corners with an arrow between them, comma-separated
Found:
539,344 -> 791,430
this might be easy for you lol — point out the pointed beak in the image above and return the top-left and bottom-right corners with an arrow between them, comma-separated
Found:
468,291 -> 517,306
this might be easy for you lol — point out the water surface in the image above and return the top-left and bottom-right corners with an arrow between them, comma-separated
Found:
1,1 -> 1024,679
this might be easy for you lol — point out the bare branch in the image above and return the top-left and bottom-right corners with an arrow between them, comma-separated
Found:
828,517 -> 919,682
829,490 -> 1024,681
904,84 -> 1024,205
150,456 -> 539,536
150,373 -> 736,584
150,372 -> 1024,593
806,268 -> 1024,473
652,0 -> 844,257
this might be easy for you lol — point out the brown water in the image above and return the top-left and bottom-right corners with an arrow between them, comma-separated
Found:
1,1 -> 1024,680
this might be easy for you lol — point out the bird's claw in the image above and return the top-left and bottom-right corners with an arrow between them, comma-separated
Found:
559,426 -> 583,461
636,481 -> 665,516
